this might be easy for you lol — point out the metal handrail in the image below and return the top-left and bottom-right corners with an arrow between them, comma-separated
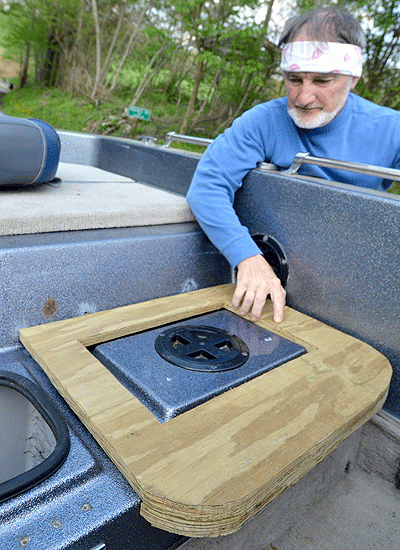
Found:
284,152 -> 400,182
162,131 -> 213,148
162,132 -> 277,170
162,133 -> 400,182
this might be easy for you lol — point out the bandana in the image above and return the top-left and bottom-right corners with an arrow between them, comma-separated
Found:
280,41 -> 363,77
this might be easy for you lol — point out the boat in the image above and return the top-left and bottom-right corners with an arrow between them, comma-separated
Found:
1,127 -> 399,549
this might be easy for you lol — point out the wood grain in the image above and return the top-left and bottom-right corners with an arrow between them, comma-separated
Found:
19,285 -> 392,537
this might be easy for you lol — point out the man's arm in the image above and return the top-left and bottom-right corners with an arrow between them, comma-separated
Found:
186,104 -> 286,321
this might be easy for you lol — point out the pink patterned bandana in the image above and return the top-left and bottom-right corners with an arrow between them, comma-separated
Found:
280,41 -> 363,77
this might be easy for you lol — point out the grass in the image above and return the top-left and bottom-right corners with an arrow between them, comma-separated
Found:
1,83 -> 209,151
2,86 -> 126,132
388,181 -> 400,195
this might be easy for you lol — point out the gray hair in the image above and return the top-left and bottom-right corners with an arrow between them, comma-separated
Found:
278,6 -> 366,49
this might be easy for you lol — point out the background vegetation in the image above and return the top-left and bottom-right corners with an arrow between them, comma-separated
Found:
0,0 -> 400,192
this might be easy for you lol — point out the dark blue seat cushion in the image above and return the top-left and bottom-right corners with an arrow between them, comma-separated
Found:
0,115 -> 61,185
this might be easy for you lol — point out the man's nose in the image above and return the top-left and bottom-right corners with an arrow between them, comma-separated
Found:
296,82 -> 317,105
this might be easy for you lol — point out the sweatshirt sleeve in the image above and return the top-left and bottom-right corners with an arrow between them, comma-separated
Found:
186,105 -> 271,268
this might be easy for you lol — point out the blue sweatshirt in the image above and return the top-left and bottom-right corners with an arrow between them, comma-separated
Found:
186,93 -> 400,267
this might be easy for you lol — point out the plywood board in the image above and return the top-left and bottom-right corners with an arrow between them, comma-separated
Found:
19,285 -> 392,537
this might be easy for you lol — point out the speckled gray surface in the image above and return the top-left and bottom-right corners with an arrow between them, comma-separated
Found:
235,171 -> 400,418
0,350 -> 185,550
0,223 -> 229,351
93,310 -> 305,422
59,131 -> 400,419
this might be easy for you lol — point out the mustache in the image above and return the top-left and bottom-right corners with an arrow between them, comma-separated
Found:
293,105 -> 323,110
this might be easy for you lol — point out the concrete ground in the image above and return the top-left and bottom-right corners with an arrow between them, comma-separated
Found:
180,415 -> 400,550
271,467 -> 399,550
181,467 -> 399,550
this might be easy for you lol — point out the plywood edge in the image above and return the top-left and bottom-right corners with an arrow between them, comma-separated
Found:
139,384 -> 388,537
140,382 -> 388,537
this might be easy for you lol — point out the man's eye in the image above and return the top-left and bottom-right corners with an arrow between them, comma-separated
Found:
314,78 -> 333,85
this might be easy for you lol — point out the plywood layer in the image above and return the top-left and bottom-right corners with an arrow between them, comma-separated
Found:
19,285 -> 392,537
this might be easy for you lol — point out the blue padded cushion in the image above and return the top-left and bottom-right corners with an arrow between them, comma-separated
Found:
0,114 -> 61,185
29,119 -> 61,183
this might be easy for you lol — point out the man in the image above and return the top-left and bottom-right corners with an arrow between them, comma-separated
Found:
186,6 -> 400,323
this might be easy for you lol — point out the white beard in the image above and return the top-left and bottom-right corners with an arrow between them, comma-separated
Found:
287,82 -> 352,129
287,107 -> 339,128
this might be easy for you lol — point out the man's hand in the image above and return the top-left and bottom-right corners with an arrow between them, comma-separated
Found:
232,254 -> 286,323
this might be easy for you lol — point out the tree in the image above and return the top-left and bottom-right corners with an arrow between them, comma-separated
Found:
1,0 -> 152,97
355,0 -> 400,107
162,0 -> 271,134
295,0 -> 400,109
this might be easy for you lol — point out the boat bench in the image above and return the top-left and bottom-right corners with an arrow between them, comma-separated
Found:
0,162 -> 195,236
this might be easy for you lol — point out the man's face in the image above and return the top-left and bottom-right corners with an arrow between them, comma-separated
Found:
284,71 -> 358,129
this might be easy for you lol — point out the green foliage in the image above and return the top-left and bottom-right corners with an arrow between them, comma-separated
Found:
388,181 -> 400,196
0,0 -> 88,87
357,0 -> 400,109
298,0 -> 400,110
1,0 -> 400,142
2,86 -> 122,130
1,0 -> 79,51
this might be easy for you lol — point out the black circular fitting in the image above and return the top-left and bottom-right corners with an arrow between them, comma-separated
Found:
252,234 -> 289,288
154,325 -> 250,372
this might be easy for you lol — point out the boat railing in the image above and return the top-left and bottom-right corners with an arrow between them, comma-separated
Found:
284,152 -> 400,182
161,132 -> 400,182
162,131 -> 213,148
161,131 -> 278,171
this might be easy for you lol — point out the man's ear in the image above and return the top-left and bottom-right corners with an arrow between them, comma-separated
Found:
351,76 -> 359,89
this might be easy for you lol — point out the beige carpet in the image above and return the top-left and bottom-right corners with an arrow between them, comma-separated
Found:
0,162 -> 195,236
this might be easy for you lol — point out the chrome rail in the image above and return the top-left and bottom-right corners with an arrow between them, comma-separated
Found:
162,131 -> 278,170
284,152 -> 400,182
162,133 -> 400,182
162,131 -> 213,148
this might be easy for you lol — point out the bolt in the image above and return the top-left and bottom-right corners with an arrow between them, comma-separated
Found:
262,235 -> 269,242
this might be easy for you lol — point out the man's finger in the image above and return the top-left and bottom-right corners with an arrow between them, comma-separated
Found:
232,283 -> 246,310
239,289 -> 256,317
248,287 -> 268,321
270,287 -> 286,323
